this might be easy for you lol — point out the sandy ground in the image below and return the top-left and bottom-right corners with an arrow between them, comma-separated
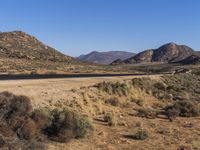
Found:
0,75 -> 161,107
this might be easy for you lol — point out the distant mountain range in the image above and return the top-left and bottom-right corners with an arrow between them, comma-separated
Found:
0,30 -> 199,74
77,51 -> 135,64
112,43 -> 200,65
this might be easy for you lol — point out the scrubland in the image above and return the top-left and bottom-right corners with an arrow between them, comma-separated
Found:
0,74 -> 200,150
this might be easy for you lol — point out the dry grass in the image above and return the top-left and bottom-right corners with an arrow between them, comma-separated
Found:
0,74 -> 199,149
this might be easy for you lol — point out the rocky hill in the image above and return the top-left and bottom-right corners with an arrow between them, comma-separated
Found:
177,53 -> 200,65
77,51 -> 135,64
0,31 -> 78,63
120,43 -> 195,64
0,31 -> 96,74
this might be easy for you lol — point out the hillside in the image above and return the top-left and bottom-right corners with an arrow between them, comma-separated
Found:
121,43 -> 195,64
0,31 -> 77,63
0,31 -> 95,74
177,53 -> 200,65
77,51 -> 135,64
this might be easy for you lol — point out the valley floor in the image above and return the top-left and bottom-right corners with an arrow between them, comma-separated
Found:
0,75 -> 199,150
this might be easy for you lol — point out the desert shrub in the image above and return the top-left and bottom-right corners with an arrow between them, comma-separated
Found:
105,98 -> 120,106
17,118 -> 37,140
44,108 -> 94,142
31,108 -> 52,130
163,74 -> 200,98
127,129 -> 150,140
137,108 -> 157,119
96,81 -> 129,96
131,78 -> 168,99
133,129 -> 149,140
130,98 -> 144,106
0,92 -> 94,149
104,112 -> 116,126
0,135 -> 5,148
153,82 -> 166,91
164,100 -> 200,120
131,78 -> 152,89
164,108 -> 180,121
0,92 -> 46,149
22,140 -> 47,150
0,91 -> 32,119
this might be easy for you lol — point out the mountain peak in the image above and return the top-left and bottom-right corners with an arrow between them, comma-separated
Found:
120,43 -> 195,64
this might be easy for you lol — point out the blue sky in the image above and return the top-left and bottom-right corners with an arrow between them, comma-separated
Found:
1,0 -> 200,56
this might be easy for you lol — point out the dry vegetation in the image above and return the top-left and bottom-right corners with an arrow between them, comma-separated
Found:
0,73 -> 200,149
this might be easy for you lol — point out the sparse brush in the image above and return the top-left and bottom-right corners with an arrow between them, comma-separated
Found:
104,112 -> 116,126
95,81 -> 129,96
133,129 -> 150,140
126,128 -> 150,140
164,100 -> 200,121
44,108 -> 94,142
137,108 -> 157,119
105,97 -> 120,106
130,98 -> 144,106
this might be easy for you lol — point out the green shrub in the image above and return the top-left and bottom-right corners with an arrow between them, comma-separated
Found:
31,108 -> 52,130
164,100 -> 200,120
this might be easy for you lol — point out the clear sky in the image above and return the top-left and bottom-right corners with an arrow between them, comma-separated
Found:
1,0 -> 200,56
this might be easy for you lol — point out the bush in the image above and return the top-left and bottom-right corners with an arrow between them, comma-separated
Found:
133,129 -> 149,140
164,100 -> 200,120
0,91 -> 32,119
104,113 -> 116,126
105,98 -> 120,106
130,98 -> 144,106
31,108 -> 52,130
0,92 -> 94,149
44,108 -> 94,142
96,81 -> 129,96
137,108 -> 157,119
0,92 -> 45,149
131,78 -> 152,89
153,82 -> 166,91
127,129 -> 150,140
